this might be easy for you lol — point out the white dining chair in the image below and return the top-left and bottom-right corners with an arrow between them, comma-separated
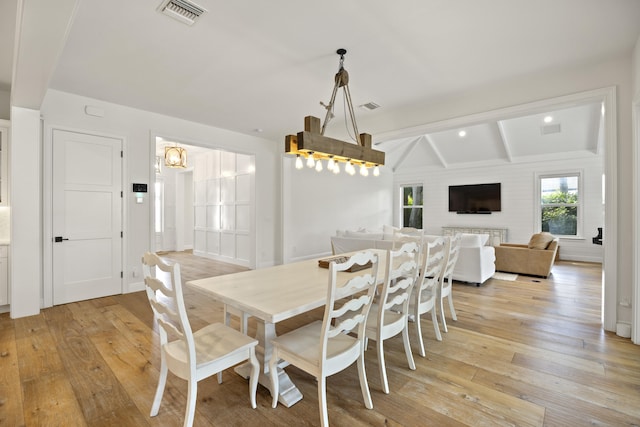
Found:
392,226 -> 424,249
365,241 -> 420,394
142,252 -> 259,427
268,251 -> 379,427
411,237 -> 448,355
439,233 -> 461,333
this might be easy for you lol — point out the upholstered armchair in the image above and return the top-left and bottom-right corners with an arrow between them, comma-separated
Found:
494,233 -> 559,278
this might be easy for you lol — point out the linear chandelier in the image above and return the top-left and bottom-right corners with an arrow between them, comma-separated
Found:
285,49 -> 385,176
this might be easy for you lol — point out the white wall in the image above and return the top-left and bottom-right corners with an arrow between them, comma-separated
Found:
632,35 -> 640,343
192,150 -> 255,267
283,157 -> 394,262
9,106 -> 41,318
0,90 -> 10,120
395,156 -> 604,262
40,89 -> 281,298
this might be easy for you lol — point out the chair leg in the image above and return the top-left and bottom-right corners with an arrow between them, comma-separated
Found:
415,310 -> 426,357
431,308 -> 442,342
402,323 -> 416,371
183,379 -> 198,427
269,348 -> 279,408
357,348 -> 373,409
439,296 -> 448,333
248,347 -> 259,409
376,339 -> 389,394
150,356 -> 168,416
448,293 -> 457,321
318,376 -> 329,427
217,307 -> 232,385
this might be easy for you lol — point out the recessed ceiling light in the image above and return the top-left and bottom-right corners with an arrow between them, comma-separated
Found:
254,128 -> 263,133
458,130 -> 467,138
543,115 -> 553,123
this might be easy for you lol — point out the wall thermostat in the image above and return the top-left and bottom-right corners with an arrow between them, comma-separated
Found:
132,183 -> 148,193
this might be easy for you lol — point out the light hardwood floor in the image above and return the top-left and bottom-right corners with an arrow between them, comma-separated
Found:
1,253 -> 639,426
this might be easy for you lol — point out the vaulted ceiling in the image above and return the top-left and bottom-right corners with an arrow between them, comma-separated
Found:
2,0 -> 640,170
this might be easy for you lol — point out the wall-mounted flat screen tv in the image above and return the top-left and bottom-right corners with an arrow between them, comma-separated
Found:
449,183 -> 501,214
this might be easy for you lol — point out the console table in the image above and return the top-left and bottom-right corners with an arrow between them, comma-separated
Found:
442,226 -> 508,247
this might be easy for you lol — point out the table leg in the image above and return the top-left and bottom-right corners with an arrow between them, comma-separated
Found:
233,319 -> 303,407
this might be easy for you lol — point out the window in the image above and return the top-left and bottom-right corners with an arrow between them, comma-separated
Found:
401,185 -> 423,229
538,173 -> 580,236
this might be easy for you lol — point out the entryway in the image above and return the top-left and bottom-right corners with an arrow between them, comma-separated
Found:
154,137 -> 256,269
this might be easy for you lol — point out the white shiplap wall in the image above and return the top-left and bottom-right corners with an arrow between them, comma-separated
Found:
394,155 -> 604,262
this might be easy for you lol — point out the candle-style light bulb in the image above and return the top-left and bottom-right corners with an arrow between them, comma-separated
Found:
327,157 -> 335,172
306,153 -> 315,168
295,155 -> 303,170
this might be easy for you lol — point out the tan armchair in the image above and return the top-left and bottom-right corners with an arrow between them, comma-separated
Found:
494,236 -> 559,278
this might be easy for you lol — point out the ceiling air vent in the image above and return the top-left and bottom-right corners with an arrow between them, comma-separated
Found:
157,0 -> 207,26
540,123 -> 561,135
360,102 -> 381,111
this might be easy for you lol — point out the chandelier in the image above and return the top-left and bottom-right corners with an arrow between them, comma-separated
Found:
285,49 -> 385,176
164,145 -> 187,168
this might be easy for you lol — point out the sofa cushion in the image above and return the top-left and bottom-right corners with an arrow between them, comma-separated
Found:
382,225 -> 400,240
528,232 -> 555,250
345,230 -> 383,240
459,233 -> 483,248
477,234 -> 490,246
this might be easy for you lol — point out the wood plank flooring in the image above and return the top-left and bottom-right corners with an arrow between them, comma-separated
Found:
1,253 -> 639,426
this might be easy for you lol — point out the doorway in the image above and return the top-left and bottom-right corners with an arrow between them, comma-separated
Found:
154,137 -> 256,269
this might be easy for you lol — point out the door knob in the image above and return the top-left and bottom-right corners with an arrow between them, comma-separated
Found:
54,236 -> 69,242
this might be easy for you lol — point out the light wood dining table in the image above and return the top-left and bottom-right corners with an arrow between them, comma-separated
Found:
187,249 -> 386,407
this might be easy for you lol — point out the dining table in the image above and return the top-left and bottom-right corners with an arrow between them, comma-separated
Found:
186,249 -> 387,407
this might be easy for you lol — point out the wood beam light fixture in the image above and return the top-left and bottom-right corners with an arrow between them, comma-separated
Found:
285,49 -> 384,176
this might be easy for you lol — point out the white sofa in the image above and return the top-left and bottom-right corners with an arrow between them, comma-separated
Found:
330,228 -> 495,285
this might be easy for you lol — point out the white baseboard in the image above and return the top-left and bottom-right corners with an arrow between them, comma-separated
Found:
125,281 -> 145,293
558,255 -> 603,263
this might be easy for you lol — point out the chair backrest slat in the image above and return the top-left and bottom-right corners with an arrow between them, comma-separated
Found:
380,241 -> 421,320
322,251 -> 379,358
443,233 -> 461,279
142,252 -> 196,366
417,237 -> 448,295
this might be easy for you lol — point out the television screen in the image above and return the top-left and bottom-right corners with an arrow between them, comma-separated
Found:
449,183 -> 501,213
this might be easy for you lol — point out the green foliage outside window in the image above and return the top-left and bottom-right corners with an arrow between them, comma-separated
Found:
402,186 -> 423,229
541,190 -> 578,235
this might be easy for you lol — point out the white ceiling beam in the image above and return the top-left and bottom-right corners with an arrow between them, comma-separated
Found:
392,136 -> 421,172
496,120 -> 513,162
11,0 -> 79,109
424,134 -> 448,168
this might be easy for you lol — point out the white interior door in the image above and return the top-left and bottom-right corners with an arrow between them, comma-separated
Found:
52,130 -> 122,305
